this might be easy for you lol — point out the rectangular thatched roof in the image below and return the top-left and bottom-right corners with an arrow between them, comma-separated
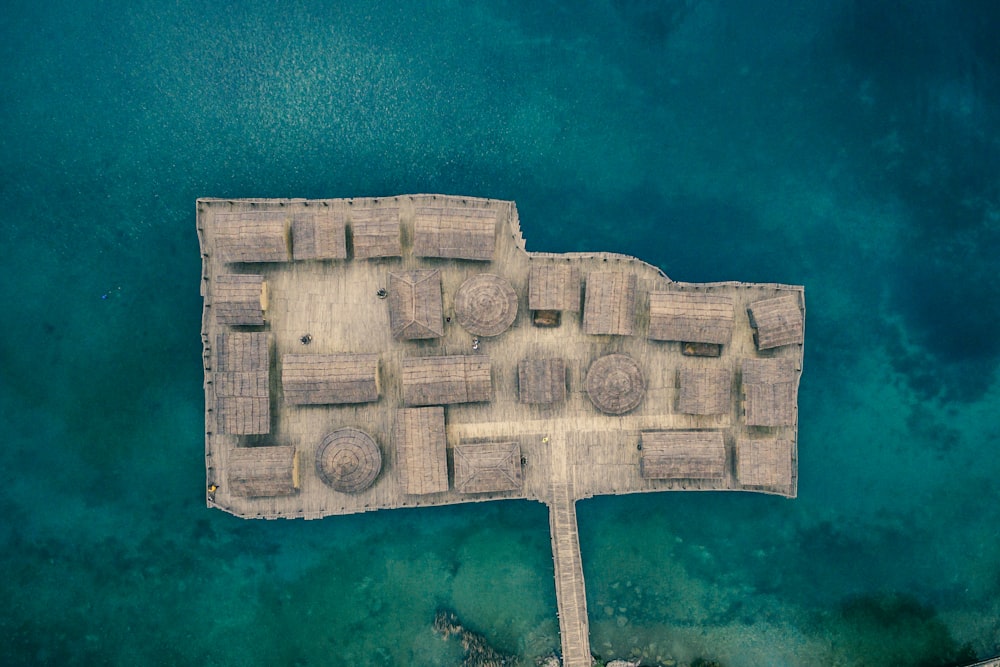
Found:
736,438 -> 792,488
214,274 -> 266,326
281,353 -> 379,405
742,358 -> 797,427
227,446 -> 299,498
583,271 -> 637,336
518,358 -> 566,404
402,355 -> 492,406
640,430 -> 726,479
349,207 -> 401,259
677,367 -> 732,415
214,211 -> 290,263
454,441 -> 523,494
413,206 -> 496,260
388,270 -> 444,340
528,263 -> 581,312
648,292 -> 734,344
394,407 -> 448,495
748,293 -> 804,350
214,333 -> 270,435
290,210 -> 347,260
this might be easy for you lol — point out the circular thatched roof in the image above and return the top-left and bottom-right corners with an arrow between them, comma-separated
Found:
586,353 -> 645,415
316,428 -> 382,493
454,273 -> 518,337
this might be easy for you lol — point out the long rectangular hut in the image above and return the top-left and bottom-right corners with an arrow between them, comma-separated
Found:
394,407 -> 448,495
290,210 -> 347,260
388,270 -> 445,340
281,353 -> 379,405
742,358 -> 797,426
214,274 -> 266,326
747,293 -> 804,350
677,367 -> 732,415
640,431 -> 726,479
735,438 -> 793,488
402,355 -> 492,406
213,211 -> 290,263
214,332 -> 270,435
648,292 -> 734,345
349,207 -> 401,259
583,271 -> 637,336
227,446 -> 299,498
453,441 -> 524,494
413,206 -> 496,260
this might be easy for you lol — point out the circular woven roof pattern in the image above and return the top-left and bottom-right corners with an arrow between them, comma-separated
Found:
316,428 -> 382,493
454,273 -> 518,337
586,353 -> 645,415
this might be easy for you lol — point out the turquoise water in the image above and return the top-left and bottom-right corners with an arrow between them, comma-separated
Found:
2,1 -> 998,665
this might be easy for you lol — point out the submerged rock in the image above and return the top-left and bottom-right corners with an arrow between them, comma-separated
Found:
433,608 -> 519,667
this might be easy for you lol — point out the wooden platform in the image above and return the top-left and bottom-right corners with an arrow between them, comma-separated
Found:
198,194 -> 805,664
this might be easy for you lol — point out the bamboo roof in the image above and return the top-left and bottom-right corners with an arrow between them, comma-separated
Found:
640,430 -> 726,479
281,353 -> 379,405
454,441 -> 523,494
677,367 -> 731,415
748,294 -> 804,350
583,271 -> 636,336
214,332 -> 270,435
742,358 -> 797,426
315,428 -> 382,493
214,274 -> 266,326
454,273 -> 518,337
214,211 -> 290,263
402,355 -> 492,406
394,407 -> 448,495
349,207 -> 401,259
291,210 -> 347,260
227,446 -> 299,497
413,206 -> 496,260
529,263 -> 581,312
388,270 -> 444,340
518,358 -> 567,404
648,292 -> 734,344
586,353 -> 645,415
736,438 -> 792,488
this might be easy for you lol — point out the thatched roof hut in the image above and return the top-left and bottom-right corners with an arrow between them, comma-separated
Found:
388,270 -> 444,340
214,211 -> 290,263
648,292 -> 734,344
413,206 -> 496,260
518,358 -> 566,404
215,274 -> 266,326
640,431 -> 726,479
586,353 -> 645,415
291,210 -> 347,260
403,355 -> 491,406
528,264 -> 581,312
214,332 -> 270,435
742,358 -> 797,426
394,407 -> 448,495
583,271 -> 636,336
454,273 -> 518,337
315,428 -> 382,493
281,353 -> 379,405
227,446 -> 299,497
350,207 -> 401,259
454,441 -> 523,494
736,438 -> 792,488
677,367 -> 731,415
747,294 -> 804,350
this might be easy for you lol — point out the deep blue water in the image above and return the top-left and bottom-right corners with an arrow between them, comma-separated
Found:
2,1 -> 999,665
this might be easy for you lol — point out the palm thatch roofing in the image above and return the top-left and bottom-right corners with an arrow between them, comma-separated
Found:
677,367 -> 731,415
583,271 -> 636,336
402,355 -> 492,406
518,358 -> 566,404
394,407 -> 448,495
742,358 -> 797,426
388,270 -> 444,340
586,353 -> 645,415
214,332 -> 270,435
290,210 -> 347,260
453,441 -> 523,494
413,206 -> 496,260
214,211 -> 290,263
315,428 -> 382,493
349,207 -> 401,259
528,263 -> 581,312
648,292 -> 734,344
747,293 -> 804,350
736,438 -> 792,488
640,431 -> 726,479
281,353 -> 379,405
454,273 -> 518,337
227,446 -> 299,497
214,274 -> 266,326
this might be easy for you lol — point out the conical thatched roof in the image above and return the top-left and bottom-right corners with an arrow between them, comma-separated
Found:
585,353 -> 645,415
316,428 -> 382,493
454,273 -> 518,336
